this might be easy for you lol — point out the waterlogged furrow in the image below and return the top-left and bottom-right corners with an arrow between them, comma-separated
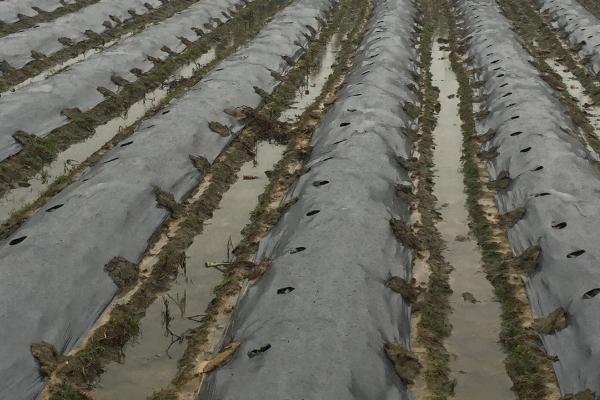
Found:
93,143 -> 285,400
0,0 -> 74,23
200,0 -> 421,398
0,0 -> 242,161
0,0 -> 333,397
430,41 -> 514,399
0,48 -> 216,224
458,0 -> 600,396
537,0 -> 600,76
0,0 -> 162,70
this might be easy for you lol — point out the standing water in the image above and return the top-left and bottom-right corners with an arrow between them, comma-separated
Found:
430,39 -> 514,398
93,142 -> 284,399
0,48 -> 217,223
279,34 -> 340,122
92,31 -> 343,398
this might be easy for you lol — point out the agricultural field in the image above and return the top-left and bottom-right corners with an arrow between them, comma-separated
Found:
1,0 -> 600,399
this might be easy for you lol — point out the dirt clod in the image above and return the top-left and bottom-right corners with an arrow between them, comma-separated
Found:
500,207 -> 525,227
153,187 -> 182,217
403,102 -> 421,119
105,256 -> 139,291
534,307 -> 568,335
384,341 -> 422,384
512,244 -> 541,274
31,341 -> 62,377
189,154 -> 211,174
488,170 -> 511,190
385,276 -> 420,303
209,121 -> 231,137
390,218 -> 422,251
396,156 -> 418,171
455,234 -> 468,242
462,292 -> 478,303
401,126 -> 421,142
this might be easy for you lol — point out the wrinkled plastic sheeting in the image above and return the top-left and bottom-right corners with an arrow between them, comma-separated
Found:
0,0 -> 75,23
0,0 -> 163,69
0,0 -> 242,162
537,0 -> 600,76
200,1 -> 420,399
458,0 -> 600,395
0,0 -> 334,397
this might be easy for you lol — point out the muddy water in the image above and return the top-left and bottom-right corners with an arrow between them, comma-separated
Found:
279,33 -> 340,122
92,142 -> 284,399
0,48 -> 216,223
431,41 -> 514,398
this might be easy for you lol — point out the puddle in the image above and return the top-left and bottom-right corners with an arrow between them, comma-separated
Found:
279,33 -> 340,122
546,58 -> 600,154
1,33 -> 135,94
0,48 -> 217,223
431,40 -> 514,399
92,141 -> 284,399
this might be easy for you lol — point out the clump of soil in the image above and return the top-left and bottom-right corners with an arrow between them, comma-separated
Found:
385,276 -> 420,303
479,145 -> 499,160
455,234 -> 468,242
105,256 -> 139,292
209,121 -> 231,137
390,218 -> 423,251
396,156 -> 418,171
534,307 -> 568,335
403,102 -> 421,119
462,292 -> 478,303
61,107 -> 83,120
189,154 -> 211,174
253,85 -> 269,99
153,186 -> 182,217
512,244 -> 541,274
500,207 -> 525,228
401,126 -> 421,143
31,341 -> 63,377
395,182 -> 417,206
384,341 -> 422,384
488,170 -> 511,190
